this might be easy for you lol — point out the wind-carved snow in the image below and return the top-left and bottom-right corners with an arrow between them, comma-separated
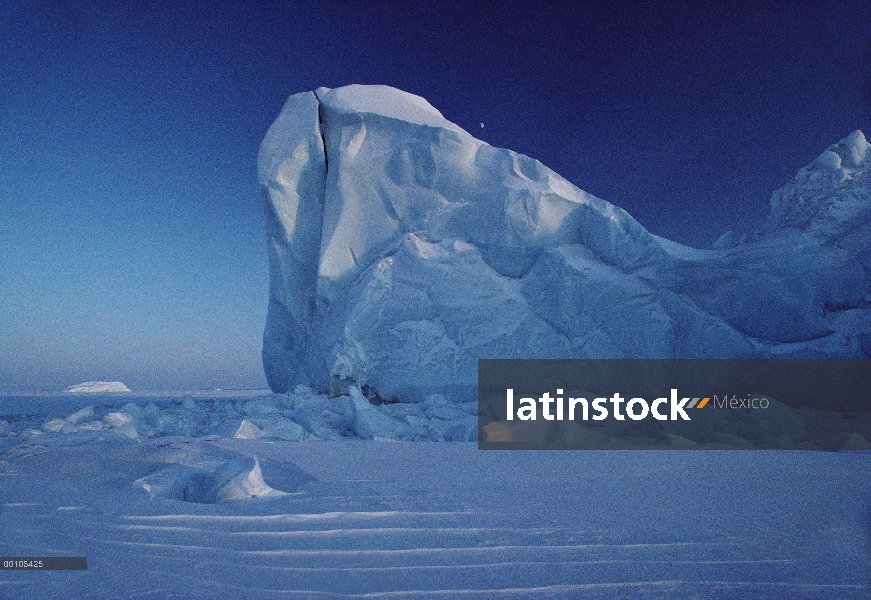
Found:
260,84 -> 871,407
134,449 -> 289,503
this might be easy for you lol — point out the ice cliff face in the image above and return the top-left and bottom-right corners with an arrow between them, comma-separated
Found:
258,84 -> 871,401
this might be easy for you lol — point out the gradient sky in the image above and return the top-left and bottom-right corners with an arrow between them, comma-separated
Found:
1,1 -> 870,392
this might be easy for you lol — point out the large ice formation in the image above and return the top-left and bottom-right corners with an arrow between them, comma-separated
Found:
259,84 -> 871,402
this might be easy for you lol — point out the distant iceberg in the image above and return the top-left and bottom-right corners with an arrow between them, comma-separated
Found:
63,381 -> 132,393
259,84 -> 871,403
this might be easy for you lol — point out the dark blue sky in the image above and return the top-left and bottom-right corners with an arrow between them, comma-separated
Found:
1,1 -> 869,391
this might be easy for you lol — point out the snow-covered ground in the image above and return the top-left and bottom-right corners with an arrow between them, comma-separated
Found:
1,393 -> 869,599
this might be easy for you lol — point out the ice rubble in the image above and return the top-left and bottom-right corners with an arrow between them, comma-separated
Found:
3,390 -> 477,444
0,389 -> 864,460
259,84 -> 871,404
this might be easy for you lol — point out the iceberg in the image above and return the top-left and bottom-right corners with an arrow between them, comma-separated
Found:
259,84 -> 871,403
63,381 -> 132,393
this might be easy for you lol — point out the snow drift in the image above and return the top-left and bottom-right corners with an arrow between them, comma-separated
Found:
259,84 -> 871,403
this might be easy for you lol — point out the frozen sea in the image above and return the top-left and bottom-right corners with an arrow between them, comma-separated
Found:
0,392 -> 869,599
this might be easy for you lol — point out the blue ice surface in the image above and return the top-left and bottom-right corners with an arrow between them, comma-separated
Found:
0,390 -> 270,415
0,391 -> 267,428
